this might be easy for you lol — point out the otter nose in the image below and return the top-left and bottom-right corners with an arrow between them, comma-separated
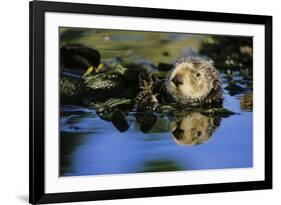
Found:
171,75 -> 183,87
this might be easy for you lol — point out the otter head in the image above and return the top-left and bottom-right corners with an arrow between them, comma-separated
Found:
170,112 -> 221,146
166,58 -> 218,104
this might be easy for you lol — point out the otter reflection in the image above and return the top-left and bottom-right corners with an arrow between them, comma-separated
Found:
99,108 -> 222,146
170,112 -> 221,146
135,112 -> 158,133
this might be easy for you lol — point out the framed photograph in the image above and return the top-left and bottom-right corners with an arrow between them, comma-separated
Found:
29,0 -> 272,204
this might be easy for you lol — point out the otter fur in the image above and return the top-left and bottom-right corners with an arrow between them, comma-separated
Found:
136,57 -> 223,109
166,57 -> 222,106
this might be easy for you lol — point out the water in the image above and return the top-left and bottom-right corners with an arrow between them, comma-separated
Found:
59,28 -> 253,177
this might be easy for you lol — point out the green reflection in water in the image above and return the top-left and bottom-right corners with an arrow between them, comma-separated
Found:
141,159 -> 184,173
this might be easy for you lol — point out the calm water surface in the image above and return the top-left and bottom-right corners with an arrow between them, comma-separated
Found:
59,29 -> 253,176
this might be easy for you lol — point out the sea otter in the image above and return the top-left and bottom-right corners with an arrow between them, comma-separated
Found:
165,57 -> 222,105
136,57 -> 223,109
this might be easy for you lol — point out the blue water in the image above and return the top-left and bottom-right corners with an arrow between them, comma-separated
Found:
59,88 -> 253,176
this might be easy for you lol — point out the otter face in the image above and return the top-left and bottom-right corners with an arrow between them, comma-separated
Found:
166,61 -> 214,103
170,113 -> 220,146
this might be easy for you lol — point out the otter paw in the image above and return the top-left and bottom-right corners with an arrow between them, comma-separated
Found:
204,97 -> 213,104
138,66 -> 157,90
135,90 -> 158,111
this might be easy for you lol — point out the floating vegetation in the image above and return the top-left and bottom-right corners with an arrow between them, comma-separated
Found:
157,104 -> 236,118
90,98 -> 132,114
240,92 -> 253,111
84,64 -> 127,90
60,74 -> 84,104
201,108 -> 236,118
199,36 -> 253,71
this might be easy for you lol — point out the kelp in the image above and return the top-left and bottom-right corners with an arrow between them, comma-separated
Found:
157,104 -> 236,118
90,97 -> 236,121
84,64 -> 127,90
60,74 -> 84,104
199,36 -> 253,71
60,64 -> 140,104
199,36 -> 253,96
90,98 -> 132,114
240,92 -> 253,111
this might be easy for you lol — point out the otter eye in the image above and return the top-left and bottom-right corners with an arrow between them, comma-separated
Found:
196,72 -> 201,77
196,131 -> 202,137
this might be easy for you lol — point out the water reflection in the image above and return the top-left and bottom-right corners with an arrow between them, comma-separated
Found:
170,113 -> 221,146
142,159 -> 184,173
135,112 -> 158,133
111,110 -> 130,132
96,108 -> 222,146
60,104 -> 252,176
240,92 -> 253,112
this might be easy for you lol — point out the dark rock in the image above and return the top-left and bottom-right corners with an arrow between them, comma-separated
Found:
157,62 -> 173,71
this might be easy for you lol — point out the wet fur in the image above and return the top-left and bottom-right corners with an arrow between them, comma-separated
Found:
166,57 -> 222,106
136,57 -> 223,109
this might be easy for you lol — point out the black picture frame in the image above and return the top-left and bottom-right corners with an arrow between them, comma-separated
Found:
29,0 -> 272,204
